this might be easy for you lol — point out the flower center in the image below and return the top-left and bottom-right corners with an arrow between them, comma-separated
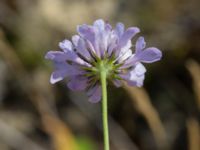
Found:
83,58 -> 121,82
97,60 -> 114,78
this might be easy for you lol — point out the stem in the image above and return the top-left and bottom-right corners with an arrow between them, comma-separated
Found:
100,70 -> 110,150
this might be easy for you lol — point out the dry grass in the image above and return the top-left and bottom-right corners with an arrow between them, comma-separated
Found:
186,59 -> 200,110
186,117 -> 200,150
123,84 -> 167,149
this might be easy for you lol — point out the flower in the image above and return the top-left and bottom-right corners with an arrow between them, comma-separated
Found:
45,19 -> 162,103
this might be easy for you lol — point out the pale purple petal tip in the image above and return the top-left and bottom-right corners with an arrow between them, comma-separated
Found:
93,19 -> 105,31
45,51 -> 54,59
50,70 -> 67,84
127,75 -> 145,87
59,40 -> 73,52
123,27 -> 140,39
115,22 -> 125,37
134,63 -> 146,76
118,27 -> 140,49
137,47 -> 162,63
120,63 -> 146,87
72,35 -> 80,47
77,25 -> 95,43
45,51 -> 67,62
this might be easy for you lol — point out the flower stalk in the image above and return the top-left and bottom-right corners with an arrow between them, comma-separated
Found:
100,62 -> 110,150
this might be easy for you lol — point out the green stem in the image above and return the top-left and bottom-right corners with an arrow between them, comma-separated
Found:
100,70 -> 110,150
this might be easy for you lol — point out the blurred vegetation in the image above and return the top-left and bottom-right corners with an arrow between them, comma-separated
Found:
0,0 -> 200,150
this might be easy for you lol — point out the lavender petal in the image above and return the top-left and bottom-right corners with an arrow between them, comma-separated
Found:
87,85 -> 102,103
77,38 -> 92,60
136,47 -> 162,63
118,27 -> 140,49
117,48 -> 132,63
45,51 -> 67,62
116,40 -> 132,62
77,24 -> 100,57
59,39 -> 73,52
93,19 -> 109,57
115,22 -> 125,37
72,35 -> 80,47
126,74 -> 145,87
134,63 -> 146,76
135,36 -> 146,53
67,76 -> 88,91
112,79 -> 122,87
93,19 -> 105,32
120,63 -> 146,87
50,70 -> 68,84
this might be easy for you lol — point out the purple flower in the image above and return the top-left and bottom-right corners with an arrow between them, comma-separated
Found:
45,19 -> 162,103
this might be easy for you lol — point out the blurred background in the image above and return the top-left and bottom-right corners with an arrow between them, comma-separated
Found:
0,0 -> 200,150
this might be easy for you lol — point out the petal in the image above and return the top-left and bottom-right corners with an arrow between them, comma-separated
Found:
134,63 -> 146,76
117,48 -> 132,63
112,79 -> 122,87
67,76 -> 88,91
72,35 -> 80,47
76,38 -> 92,60
77,25 -> 100,57
46,48 -> 90,66
98,36 -> 108,57
107,42 -> 117,56
45,53 -> 90,67
64,50 -> 91,66
66,64 -> 85,76
115,22 -> 125,37
120,63 -> 146,87
77,24 -> 95,45
59,40 -> 73,52
93,19 -> 105,32
107,33 -> 118,56
115,40 -> 132,62
119,54 -> 137,69
85,40 -> 96,55
50,62 -> 85,84
118,27 -> 140,49
105,23 -> 112,32
54,61 -> 68,70
45,51 -> 67,62
136,47 -> 162,63
127,74 -> 145,87
87,85 -> 102,103
50,70 -> 67,84
93,19 -> 109,57
135,36 -> 146,53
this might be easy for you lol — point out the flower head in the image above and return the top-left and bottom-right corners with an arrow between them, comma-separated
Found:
45,19 -> 162,103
